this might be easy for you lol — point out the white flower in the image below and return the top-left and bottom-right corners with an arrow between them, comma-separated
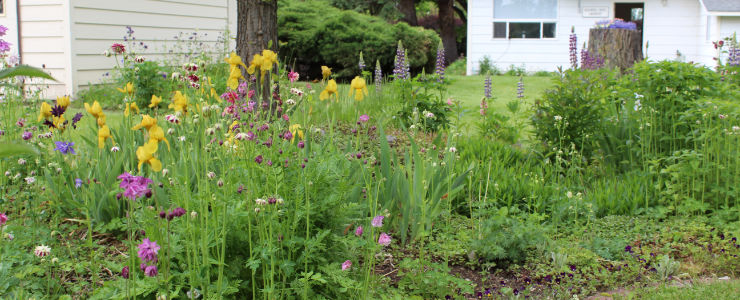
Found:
34,245 -> 51,257
554,115 -> 563,121
205,128 -> 215,135
733,126 -> 740,132
134,56 -> 145,63
448,147 -> 457,153
633,99 -> 642,111
18,158 -> 26,165
206,171 -> 216,179
178,136 -> 185,142
190,211 -> 198,219
286,99 -> 296,106
111,146 -> 121,152
162,168 -> 169,176
254,207 -> 261,213
424,111 -> 435,118
171,72 -> 181,80
167,128 -> 175,135
25,177 -> 35,184
634,93 -> 644,99
103,50 -> 111,57
234,133 -> 248,140
566,191 -> 573,199
214,123 -> 222,130
4,171 -> 10,177
276,198 -> 284,205
255,198 -> 267,205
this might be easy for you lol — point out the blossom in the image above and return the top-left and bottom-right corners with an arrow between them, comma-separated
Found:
393,41 -> 409,80
54,141 -> 76,154
321,66 -> 331,80
435,43 -> 445,82
124,102 -> 140,117
149,95 -> 162,108
0,213 -> 7,226
98,125 -> 114,149
448,147 -> 457,153
0,25 -> 7,36
117,82 -> 134,97
289,124 -> 304,142
359,114 -> 370,123
121,266 -> 129,279
374,60 -> 382,92
118,172 -> 153,200
56,95 -> 70,109
355,226 -> 363,237
38,102 -> 52,122
371,215 -> 385,227
320,79 -> 338,101
554,115 -> 563,121
71,112 -> 84,129
349,76 -> 368,101
169,91 -> 189,114
359,51 -> 366,70
135,140 -> 162,173
22,131 -> 33,140
255,155 -> 263,164
342,260 -> 352,271
484,75 -> 492,99
111,43 -> 126,54
378,233 -> 391,246
75,178 -> 83,188
84,101 -> 104,120
34,245 -> 51,257
144,265 -> 158,277
288,70 -> 299,83
0,40 -> 11,53
25,177 -> 36,184
137,238 -> 160,263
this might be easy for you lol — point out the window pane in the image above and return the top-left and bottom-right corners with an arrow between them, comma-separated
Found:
494,22 -> 507,38
509,22 -> 540,39
543,23 -> 556,38
494,0 -> 558,19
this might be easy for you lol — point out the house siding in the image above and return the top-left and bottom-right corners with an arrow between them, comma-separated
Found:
467,0 -> 711,74
69,0 -> 237,92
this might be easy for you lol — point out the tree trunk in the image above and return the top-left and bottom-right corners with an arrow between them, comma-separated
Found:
587,28 -> 643,70
236,0 -> 278,113
437,0 -> 458,64
398,0 -> 417,26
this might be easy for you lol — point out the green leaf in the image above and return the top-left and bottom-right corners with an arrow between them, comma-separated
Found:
0,65 -> 57,81
0,143 -> 39,158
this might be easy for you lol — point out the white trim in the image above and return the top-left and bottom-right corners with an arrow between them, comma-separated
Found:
707,11 -> 740,16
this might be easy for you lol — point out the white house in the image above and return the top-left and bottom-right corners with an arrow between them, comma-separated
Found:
0,0 -> 237,98
466,0 -> 740,74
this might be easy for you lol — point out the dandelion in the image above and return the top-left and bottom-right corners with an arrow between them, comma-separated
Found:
342,260 -> 352,271
54,141 -> 76,155
378,233 -> 392,246
371,215 -> 385,227
34,245 -> 51,257
355,226 -> 363,237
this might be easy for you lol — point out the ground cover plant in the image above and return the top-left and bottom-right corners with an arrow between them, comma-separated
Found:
1,24 -> 739,300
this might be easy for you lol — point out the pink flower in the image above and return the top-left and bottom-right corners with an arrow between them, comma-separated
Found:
144,265 -> 158,277
355,226 -> 363,237
447,98 -> 454,105
342,260 -> 352,271
371,215 -> 384,227
0,213 -> 7,226
248,90 -> 255,99
111,43 -> 126,54
719,114 -> 727,119
359,115 -> 370,123
288,70 -> 299,83
121,266 -> 129,279
480,109 -> 486,116
137,238 -> 160,263
378,233 -> 391,246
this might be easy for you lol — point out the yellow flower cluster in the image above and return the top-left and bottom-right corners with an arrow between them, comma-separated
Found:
132,114 -> 168,172
169,91 -> 189,114
225,52 -> 247,90
247,49 -> 278,80
84,100 -> 114,149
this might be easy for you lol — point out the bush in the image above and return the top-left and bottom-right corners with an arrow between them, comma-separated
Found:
278,0 -> 440,79
471,207 -> 548,266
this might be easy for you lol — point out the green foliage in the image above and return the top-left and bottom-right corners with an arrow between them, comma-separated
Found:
471,207 -> 548,265
278,0 -> 440,79
0,143 -> 38,158
477,56 -> 498,75
445,57 -> 466,76
396,258 -> 474,298
0,64 -> 56,82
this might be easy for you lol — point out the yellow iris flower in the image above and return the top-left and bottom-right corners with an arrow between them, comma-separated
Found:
136,140 -> 162,172
289,124 -> 304,143
247,54 -> 263,75
124,102 -> 140,117
38,102 -> 52,122
149,95 -> 162,108
131,115 -> 157,131
321,66 -> 331,80
97,125 -> 114,149
225,52 -> 247,90
97,113 -> 107,127
319,79 -> 338,101
117,82 -> 134,97
56,95 -> 70,109
261,49 -> 278,72
169,91 -> 189,114
52,115 -> 65,132
148,124 -> 170,151
349,76 -> 369,101
85,101 -> 104,119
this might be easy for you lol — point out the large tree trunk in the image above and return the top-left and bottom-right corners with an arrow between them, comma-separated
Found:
437,0 -> 458,64
398,0 -> 417,26
236,0 -> 278,113
587,28 -> 643,70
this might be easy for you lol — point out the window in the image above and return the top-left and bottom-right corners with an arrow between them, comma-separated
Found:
493,0 -> 558,39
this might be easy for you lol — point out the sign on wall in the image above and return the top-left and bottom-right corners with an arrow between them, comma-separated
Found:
583,7 -> 609,18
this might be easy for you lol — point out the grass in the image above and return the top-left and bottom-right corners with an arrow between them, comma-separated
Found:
612,280 -> 740,299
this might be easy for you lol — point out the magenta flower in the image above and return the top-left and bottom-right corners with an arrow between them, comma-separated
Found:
0,213 -> 7,226
355,226 -> 363,237
255,155 -> 263,164
288,70 -> 299,83
111,43 -> 126,54
359,114 -> 370,123
342,260 -> 352,271
118,172 -> 153,200
0,25 -> 7,37
22,131 -> 32,140
137,238 -> 160,263
378,233 -> 391,246
144,265 -> 158,277
121,266 -> 129,279
371,215 -> 384,228
283,130 -> 293,141
297,141 -> 305,149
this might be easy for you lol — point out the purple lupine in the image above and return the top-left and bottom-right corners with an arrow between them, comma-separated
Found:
729,43 -> 740,67
516,76 -> 524,99
569,27 -> 578,69
393,41 -> 409,80
358,51 -> 366,71
435,43 -> 445,83
484,75 -> 492,99
374,60 -> 382,92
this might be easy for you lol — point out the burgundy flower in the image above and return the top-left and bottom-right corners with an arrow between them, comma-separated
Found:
121,266 -> 129,279
255,155 -> 263,164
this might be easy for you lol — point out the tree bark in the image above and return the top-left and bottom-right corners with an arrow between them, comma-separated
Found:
398,0 -> 417,26
437,0 -> 458,64
587,28 -> 643,70
236,0 -> 278,62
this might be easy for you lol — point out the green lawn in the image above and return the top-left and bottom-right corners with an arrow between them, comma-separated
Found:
612,280 -> 740,300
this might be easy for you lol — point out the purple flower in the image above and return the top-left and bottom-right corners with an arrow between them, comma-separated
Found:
371,215 -> 384,227
516,76 -> 524,99
22,131 -> 32,140
144,265 -> 158,277
75,178 -> 82,188
118,172 -> 153,201
121,266 -> 129,279
170,207 -> 186,218
137,238 -> 160,263
569,28 -> 578,69
0,213 -> 7,226
283,130 -> 293,141
359,114 -> 370,123
393,41 -> 409,80
435,43 -> 445,83
358,51 -> 366,71
342,260 -> 352,271
0,25 -> 8,36
255,155 -> 263,164
71,113 -> 84,129
484,75 -> 492,99
625,245 -> 633,253
378,232 -> 391,246
0,40 -> 11,53
374,60 -> 382,92
297,141 -> 305,149
54,141 -> 76,154
355,226 -> 363,237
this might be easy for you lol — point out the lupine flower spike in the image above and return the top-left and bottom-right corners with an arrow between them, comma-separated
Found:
435,41 -> 445,83
374,60 -> 382,92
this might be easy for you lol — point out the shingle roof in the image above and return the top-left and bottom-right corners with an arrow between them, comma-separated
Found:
702,0 -> 740,12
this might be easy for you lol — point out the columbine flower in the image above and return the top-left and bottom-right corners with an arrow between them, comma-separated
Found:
255,198 -> 267,205
18,158 -> 26,165
719,114 -> 727,119
22,131 -> 32,140
121,266 -> 129,279
111,43 -> 125,54
355,226 -> 363,237
371,215 -> 384,227
288,70 -> 299,83
342,260 -> 352,271
349,76 -> 368,101
137,238 -> 160,263
34,245 -> 51,257
54,141 -> 76,155
378,233 -> 392,246
144,265 -> 158,277
0,213 -> 7,226
255,155 -> 263,164
424,111 -> 435,119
